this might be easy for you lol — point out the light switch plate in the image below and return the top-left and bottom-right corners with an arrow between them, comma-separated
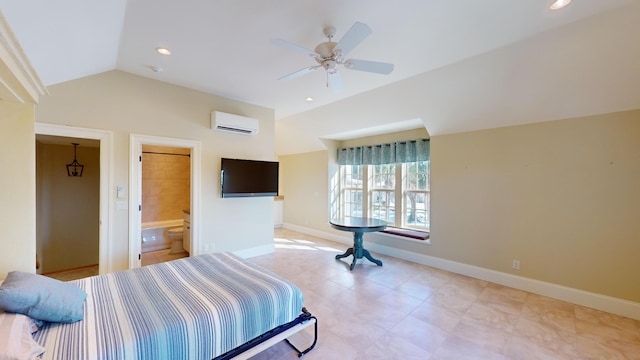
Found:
116,201 -> 128,210
117,186 -> 125,199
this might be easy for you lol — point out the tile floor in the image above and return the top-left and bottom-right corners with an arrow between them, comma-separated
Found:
247,228 -> 640,360
141,248 -> 189,266
42,229 -> 640,359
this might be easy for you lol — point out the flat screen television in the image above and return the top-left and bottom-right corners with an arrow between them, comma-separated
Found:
220,158 -> 279,198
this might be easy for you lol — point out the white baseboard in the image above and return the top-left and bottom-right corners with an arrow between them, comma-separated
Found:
282,223 -> 640,321
233,243 -> 275,259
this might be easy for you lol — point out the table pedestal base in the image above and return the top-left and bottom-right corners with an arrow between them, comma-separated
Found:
335,232 -> 383,270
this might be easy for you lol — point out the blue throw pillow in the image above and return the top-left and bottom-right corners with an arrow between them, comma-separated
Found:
0,271 -> 87,323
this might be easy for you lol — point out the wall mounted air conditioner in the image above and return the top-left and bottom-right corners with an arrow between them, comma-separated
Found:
211,111 -> 259,135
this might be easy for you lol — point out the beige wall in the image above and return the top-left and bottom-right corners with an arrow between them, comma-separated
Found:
281,110 -> 640,303
35,70 -> 276,271
0,101 -> 36,275
279,150 -> 331,230
429,110 -> 640,302
36,142 -> 100,273
141,145 -> 191,223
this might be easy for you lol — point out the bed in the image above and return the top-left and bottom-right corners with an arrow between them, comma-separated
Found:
2,252 -> 316,360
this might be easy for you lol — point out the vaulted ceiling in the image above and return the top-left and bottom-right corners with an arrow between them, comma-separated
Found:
2,0 -> 639,155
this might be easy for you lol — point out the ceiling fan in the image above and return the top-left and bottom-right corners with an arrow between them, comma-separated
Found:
272,22 -> 394,93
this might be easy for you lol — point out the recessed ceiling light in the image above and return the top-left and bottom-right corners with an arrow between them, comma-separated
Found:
550,0 -> 572,10
156,47 -> 172,55
305,97 -> 314,102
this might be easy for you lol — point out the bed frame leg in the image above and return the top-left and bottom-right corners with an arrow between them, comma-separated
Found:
284,308 -> 318,358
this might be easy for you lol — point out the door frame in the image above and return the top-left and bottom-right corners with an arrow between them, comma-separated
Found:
129,134 -> 201,269
35,123 -> 113,274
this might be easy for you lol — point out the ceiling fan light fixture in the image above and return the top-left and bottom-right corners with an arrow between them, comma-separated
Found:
550,0 -> 572,10
323,59 -> 338,72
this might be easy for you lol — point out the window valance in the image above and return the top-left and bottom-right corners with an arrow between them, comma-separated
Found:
337,138 -> 429,165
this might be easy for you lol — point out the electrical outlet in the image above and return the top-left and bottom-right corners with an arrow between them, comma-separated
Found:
512,260 -> 520,270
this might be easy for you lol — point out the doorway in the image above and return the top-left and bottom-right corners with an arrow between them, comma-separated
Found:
36,136 -> 100,279
35,123 -> 113,275
129,134 -> 201,269
140,144 -> 191,265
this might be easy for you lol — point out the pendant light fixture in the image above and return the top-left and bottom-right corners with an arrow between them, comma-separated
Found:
66,143 -> 84,177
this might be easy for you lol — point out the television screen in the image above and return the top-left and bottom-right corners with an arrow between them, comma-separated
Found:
220,158 -> 279,198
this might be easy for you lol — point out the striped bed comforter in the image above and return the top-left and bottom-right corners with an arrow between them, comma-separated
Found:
33,252 -> 304,360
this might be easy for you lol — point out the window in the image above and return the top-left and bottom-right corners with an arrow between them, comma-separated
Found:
336,138 -> 430,233
371,163 -> 396,224
340,165 -> 363,218
338,160 -> 430,232
403,160 -> 430,230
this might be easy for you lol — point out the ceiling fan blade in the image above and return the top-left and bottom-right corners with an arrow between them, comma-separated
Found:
278,65 -> 321,81
334,22 -> 372,57
271,39 -> 320,58
327,71 -> 344,93
344,59 -> 394,75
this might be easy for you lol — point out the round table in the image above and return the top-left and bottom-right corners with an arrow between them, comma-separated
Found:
330,217 -> 387,270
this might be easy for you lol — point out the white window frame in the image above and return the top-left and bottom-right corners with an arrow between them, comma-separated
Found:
337,160 -> 430,232
401,160 -> 430,231
339,164 -> 364,218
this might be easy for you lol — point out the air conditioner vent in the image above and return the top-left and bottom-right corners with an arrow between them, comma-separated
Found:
215,126 -> 254,135
211,111 -> 259,135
